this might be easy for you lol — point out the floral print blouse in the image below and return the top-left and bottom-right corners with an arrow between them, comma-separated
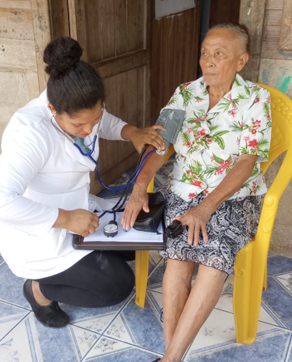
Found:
162,74 -> 272,202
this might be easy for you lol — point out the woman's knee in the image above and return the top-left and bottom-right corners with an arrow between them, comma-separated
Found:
96,252 -> 135,304
165,259 -> 195,287
114,262 -> 135,299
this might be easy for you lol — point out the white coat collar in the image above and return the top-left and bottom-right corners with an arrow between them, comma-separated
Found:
42,89 -> 100,170
49,115 -> 98,170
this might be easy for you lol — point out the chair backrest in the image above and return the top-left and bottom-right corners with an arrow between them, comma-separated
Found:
257,84 -> 292,200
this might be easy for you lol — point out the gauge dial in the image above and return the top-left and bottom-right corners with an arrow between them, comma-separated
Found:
103,220 -> 118,237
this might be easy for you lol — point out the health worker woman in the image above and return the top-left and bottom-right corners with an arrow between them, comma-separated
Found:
0,37 -> 165,328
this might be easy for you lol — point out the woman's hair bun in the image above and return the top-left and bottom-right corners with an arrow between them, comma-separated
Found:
44,37 -> 83,78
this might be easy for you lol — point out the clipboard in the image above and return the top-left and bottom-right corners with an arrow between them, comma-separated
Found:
72,211 -> 166,251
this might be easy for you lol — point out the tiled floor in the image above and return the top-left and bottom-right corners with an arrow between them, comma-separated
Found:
1,160 -> 292,361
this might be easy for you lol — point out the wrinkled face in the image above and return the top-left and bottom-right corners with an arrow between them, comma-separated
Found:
49,102 -> 104,138
200,29 -> 248,90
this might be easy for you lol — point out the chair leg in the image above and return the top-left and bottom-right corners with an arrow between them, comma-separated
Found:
234,239 -> 268,344
246,245 -> 268,341
263,263 -> 268,291
233,241 -> 255,344
135,250 -> 149,308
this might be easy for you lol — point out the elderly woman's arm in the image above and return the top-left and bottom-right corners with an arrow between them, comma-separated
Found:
175,153 -> 258,246
122,145 -> 169,230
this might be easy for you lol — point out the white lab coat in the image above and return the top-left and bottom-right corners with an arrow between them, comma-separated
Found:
0,90 -> 127,279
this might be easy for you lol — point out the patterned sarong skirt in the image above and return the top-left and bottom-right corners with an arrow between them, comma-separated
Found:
159,191 -> 262,274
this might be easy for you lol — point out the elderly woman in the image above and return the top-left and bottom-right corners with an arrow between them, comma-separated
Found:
122,23 -> 271,362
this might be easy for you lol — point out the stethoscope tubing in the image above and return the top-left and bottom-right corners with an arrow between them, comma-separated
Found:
51,110 -> 155,192
95,149 -> 156,191
73,141 -> 156,191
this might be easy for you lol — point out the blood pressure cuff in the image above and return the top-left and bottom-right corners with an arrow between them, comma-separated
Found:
155,109 -> 186,147
133,192 -> 165,233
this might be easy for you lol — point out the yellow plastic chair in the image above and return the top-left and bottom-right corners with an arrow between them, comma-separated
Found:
233,84 -> 292,344
135,85 -> 292,345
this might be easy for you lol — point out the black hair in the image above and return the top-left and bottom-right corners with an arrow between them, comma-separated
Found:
207,23 -> 250,54
44,37 -> 105,116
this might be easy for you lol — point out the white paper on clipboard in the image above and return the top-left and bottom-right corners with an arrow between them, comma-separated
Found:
83,211 -> 164,244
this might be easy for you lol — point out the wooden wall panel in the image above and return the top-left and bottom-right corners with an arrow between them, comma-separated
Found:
209,0 -> 240,27
100,0 -> 116,60
279,0 -> 292,51
266,0 -> 284,10
127,0 -> 145,52
49,0 -> 70,39
116,71 -> 132,160
262,9 -> 286,60
93,50 -> 147,81
115,0 -> 128,56
239,0 -> 267,82
67,0 -> 88,61
137,66 -> 146,128
262,1 -> 292,60
151,5 -> 201,120
83,0 -> 146,64
97,76 -> 118,190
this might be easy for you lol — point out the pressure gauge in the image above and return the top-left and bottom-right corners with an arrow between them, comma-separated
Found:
103,220 -> 118,237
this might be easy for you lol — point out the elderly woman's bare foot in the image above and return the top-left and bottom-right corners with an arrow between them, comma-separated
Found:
158,357 -> 179,362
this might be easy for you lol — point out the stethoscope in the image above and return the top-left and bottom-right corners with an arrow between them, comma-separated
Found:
50,109 -> 163,235
50,110 -> 157,192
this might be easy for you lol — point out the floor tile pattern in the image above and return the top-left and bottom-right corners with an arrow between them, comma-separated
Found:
1,161 -> 292,361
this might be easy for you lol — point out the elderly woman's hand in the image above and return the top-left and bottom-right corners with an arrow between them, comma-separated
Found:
121,124 -> 166,154
122,185 -> 149,231
174,202 -> 213,246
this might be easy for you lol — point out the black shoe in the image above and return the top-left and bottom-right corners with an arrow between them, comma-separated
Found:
23,279 -> 70,328
152,359 -> 161,362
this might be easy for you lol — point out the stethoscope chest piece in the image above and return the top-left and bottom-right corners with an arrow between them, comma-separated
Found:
103,220 -> 118,237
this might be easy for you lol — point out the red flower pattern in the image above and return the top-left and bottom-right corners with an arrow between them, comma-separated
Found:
248,139 -> 258,148
196,129 -> 206,137
252,120 -> 261,128
192,179 -> 203,188
216,159 -> 233,175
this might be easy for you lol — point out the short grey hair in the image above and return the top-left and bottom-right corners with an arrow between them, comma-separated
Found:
207,23 -> 250,54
